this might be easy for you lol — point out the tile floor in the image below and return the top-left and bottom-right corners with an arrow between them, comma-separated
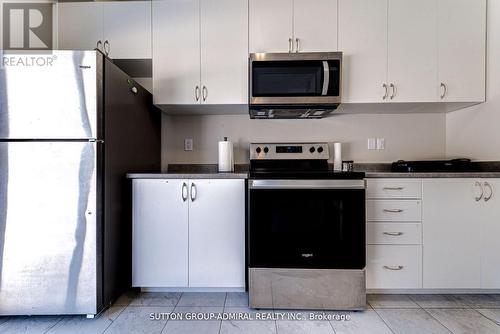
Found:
1,293 -> 500,334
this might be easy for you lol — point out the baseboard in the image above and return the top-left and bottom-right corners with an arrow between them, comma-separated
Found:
141,287 -> 246,293
367,288 -> 500,294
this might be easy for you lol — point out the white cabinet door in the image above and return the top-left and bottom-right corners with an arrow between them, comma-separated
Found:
249,0 -> 293,53
132,179 -> 189,287
293,0 -> 337,52
338,0 -> 388,103
200,0 -> 248,104
438,0 -> 486,102
103,1 -> 152,59
57,2 -> 103,51
188,180 -> 245,287
153,0 -> 200,105
422,179 -> 481,288
479,179 -> 500,288
387,0 -> 437,102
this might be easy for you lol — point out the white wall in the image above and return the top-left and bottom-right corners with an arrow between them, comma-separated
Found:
162,113 -> 446,167
446,0 -> 500,161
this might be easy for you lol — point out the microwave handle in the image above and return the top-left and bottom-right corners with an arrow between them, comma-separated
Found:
322,61 -> 329,96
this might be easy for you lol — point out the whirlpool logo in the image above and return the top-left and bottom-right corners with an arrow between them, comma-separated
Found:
2,2 -> 53,51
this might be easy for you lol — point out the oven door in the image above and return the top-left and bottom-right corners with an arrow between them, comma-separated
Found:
249,52 -> 342,105
249,179 -> 365,270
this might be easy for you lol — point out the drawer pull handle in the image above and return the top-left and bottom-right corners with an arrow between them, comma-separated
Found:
383,232 -> 404,236
383,265 -> 404,271
383,209 -> 404,213
383,187 -> 404,190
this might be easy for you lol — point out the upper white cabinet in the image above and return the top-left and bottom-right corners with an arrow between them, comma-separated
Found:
387,0 -> 437,102
57,2 -> 104,52
339,0 -> 486,104
339,0 -> 387,103
249,0 -> 293,53
438,0 -> 486,102
249,0 -> 337,53
102,2 -> 152,59
132,178 -> 246,289
57,1 -> 151,59
200,0 -> 249,104
153,0 -> 200,105
153,0 -> 248,106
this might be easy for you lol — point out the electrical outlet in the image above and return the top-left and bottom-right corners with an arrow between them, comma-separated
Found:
184,138 -> 193,151
368,138 -> 376,150
376,138 -> 385,150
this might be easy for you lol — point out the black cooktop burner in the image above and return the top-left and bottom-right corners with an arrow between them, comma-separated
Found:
392,158 -> 475,173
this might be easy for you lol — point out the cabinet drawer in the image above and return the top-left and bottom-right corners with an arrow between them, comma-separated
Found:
367,179 -> 422,199
366,245 -> 422,289
367,223 -> 422,245
367,200 -> 422,221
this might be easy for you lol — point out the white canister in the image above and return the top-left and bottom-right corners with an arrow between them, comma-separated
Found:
333,142 -> 342,171
218,137 -> 234,172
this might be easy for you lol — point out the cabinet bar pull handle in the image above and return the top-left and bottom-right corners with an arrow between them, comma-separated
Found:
383,265 -> 404,271
383,209 -> 404,213
190,183 -> 197,202
389,83 -> 396,99
182,182 -> 188,202
383,232 -> 404,236
475,181 -> 484,201
202,85 -> 207,101
288,38 -> 293,53
103,40 -> 110,56
440,82 -> 447,99
195,86 -> 200,101
382,84 -> 388,100
295,38 -> 300,53
383,187 -> 404,191
484,182 -> 493,202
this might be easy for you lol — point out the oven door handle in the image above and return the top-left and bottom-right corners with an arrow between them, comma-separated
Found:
249,179 -> 365,190
321,61 -> 330,96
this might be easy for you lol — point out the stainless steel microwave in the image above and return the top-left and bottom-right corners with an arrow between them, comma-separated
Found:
249,52 -> 342,119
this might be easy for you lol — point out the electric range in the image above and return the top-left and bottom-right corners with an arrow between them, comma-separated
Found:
247,143 -> 366,310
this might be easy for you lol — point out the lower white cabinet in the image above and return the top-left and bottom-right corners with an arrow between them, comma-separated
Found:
132,179 -> 189,287
367,245 -> 422,289
423,179 -> 482,288
132,178 -> 245,289
188,180 -> 246,287
366,177 -> 500,291
478,179 -> 500,288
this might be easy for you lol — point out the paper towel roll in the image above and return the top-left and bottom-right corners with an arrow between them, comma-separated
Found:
333,142 -> 342,171
218,137 -> 234,172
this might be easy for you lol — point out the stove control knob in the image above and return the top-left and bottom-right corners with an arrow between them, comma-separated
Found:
309,147 -> 316,153
263,147 -> 269,154
317,146 -> 324,153
256,147 -> 262,154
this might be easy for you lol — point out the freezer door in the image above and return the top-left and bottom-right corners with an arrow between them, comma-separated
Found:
0,51 -> 98,139
0,141 -> 98,315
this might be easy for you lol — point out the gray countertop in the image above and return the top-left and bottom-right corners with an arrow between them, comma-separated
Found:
127,162 -> 500,179
364,172 -> 500,178
127,171 -> 500,179
126,173 -> 248,179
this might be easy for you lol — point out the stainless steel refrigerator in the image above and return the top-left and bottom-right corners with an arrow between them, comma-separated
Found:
0,50 -> 161,315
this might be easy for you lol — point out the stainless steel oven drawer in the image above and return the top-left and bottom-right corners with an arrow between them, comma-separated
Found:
249,268 -> 366,310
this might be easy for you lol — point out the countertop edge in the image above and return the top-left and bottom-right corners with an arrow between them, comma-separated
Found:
126,173 -> 248,179
365,172 -> 500,178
